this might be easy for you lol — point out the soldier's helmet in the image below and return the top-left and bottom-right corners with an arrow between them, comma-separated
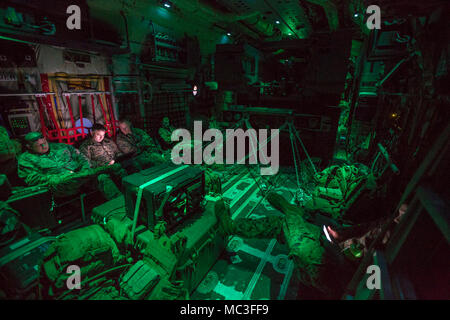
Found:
24,132 -> 44,144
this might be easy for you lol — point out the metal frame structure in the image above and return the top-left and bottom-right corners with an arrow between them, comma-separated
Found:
34,91 -> 118,144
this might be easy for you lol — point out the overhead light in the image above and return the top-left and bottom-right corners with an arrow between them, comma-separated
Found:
227,32 -> 231,36
288,32 -> 292,36
354,13 -> 359,18
275,20 -> 280,24
162,1 -> 172,8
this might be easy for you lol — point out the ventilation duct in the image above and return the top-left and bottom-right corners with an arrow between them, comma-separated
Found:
305,0 -> 339,31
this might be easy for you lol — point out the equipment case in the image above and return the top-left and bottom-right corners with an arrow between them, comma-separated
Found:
122,163 -> 205,231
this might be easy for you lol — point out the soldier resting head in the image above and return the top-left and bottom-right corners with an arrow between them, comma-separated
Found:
91,123 -> 108,144
162,116 -> 171,129
118,119 -> 133,136
18,131 -> 122,200
80,124 -> 122,168
116,118 -> 166,172
25,132 -> 49,155
158,116 -> 175,150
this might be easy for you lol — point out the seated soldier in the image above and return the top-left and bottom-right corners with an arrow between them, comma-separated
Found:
158,116 -> 175,150
116,119 -> 166,170
17,132 -> 122,200
0,126 -> 22,185
80,123 -> 122,168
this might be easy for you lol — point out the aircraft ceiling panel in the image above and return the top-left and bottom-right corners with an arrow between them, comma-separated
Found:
216,0 -> 312,39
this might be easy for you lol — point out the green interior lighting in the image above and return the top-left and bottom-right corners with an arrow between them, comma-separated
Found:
0,35 -> 35,45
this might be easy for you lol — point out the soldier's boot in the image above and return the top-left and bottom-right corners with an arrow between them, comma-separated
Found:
97,173 -> 122,200
266,191 -> 313,221
287,242 -> 331,296
266,191 -> 301,215
214,198 -> 283,239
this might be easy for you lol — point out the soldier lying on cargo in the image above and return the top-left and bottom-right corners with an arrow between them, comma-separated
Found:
215,191 -> 406,298
18,131 -> 122,200
116,119 -> 166,171
214,194 -> 347,298
301,164 -> 379,224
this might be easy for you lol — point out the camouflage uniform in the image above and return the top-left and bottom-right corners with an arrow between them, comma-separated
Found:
80,137 -> 122,168
215,192 -> 335,296
116,127 -> 158,154
18,143 -> 121,200
0,126 -> 21,176
116,128 -> 165,170
302,164 -> 376,223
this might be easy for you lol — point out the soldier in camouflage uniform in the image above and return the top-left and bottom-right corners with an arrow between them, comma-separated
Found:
214,192 -> 347,297
18,132 -> 122,200
0,126 -> 21,177
80,124 -> 123,168
215,187 -> 404,297
116,119 -> 166,171
158,116 -> 176,150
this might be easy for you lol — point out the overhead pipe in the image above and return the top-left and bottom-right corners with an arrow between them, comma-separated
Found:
174,0 -> 275,38
120,10 -> 130,51
0,92 -> 55,97
0,91 -> 111,97
305,0 -> 339,31
174,0 -> 258,22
